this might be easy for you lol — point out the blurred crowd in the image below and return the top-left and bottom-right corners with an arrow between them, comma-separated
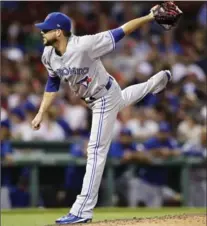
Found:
1,2 -> 207,208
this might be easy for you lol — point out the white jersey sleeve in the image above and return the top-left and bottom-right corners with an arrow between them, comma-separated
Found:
85,31 -> 115,60
41,47 -> 56,77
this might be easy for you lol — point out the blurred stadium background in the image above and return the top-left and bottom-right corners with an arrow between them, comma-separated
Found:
1,1 -> 206,211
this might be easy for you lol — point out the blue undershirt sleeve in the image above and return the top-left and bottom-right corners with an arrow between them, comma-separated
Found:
45,75 -> 60,92
110,27 -> 125,43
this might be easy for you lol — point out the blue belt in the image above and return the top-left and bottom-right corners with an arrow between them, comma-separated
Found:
81,77 -> 113,103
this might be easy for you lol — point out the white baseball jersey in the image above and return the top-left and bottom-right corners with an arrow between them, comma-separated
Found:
42,31 -> 115,98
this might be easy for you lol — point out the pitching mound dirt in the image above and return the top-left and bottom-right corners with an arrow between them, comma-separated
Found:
54,214 -> 206,226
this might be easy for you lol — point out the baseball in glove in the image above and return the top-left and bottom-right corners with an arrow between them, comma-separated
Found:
151,1 -> 183,30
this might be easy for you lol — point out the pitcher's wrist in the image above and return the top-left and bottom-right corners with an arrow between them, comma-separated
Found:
38,111 -> 45,116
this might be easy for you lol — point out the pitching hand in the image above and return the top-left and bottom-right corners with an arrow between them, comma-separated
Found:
31,112 -> 43,130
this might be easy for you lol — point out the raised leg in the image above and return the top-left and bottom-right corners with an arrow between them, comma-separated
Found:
120,70 -> 171,109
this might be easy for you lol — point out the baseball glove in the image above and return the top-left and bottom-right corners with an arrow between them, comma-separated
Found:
151,2 -> 183,30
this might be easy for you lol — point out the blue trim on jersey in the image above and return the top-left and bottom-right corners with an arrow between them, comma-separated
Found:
108,31 -> 115,50
45,75 -> 60,92
77,97 -> 106,217
165,70 -> 171,81
110,27 -> 125,43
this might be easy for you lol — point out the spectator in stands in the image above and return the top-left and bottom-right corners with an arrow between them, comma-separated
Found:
112,107 -> 133,140
177,114 -> 202,144
182,126 -> 207,207
112,38 -> 138,85
108,128 -> 151,206
8,83 -> 32,109
126,107 -> 159,142
63,95 -> 88,136
165,84 -> 180,113
41,138 -> 90,208
56,116 -> 73,139
10,107 -> 25,140
1,119 -> 30,208
9,170 -> 30,208
1,119 -> 13,209
13,102 -> 37,141
197,3 -> 207,28
24,26 -> 43,55
124,122 -> 181,207
135,61 -> 154,83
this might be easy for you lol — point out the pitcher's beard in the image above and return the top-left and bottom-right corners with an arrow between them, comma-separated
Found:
43,38 -> 57,46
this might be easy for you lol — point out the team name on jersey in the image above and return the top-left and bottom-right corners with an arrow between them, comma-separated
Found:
55,67 -> 89,78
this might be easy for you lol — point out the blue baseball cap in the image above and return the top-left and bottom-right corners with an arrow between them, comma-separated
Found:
35,12 -> 71,31
11,107 -> 25,120
1,119 -> 11,129
159,122 -> 171,133
24,102 -> 36,112
120,128 -> 132,136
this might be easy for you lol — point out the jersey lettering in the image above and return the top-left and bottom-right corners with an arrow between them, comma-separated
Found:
55,67 -> 89,78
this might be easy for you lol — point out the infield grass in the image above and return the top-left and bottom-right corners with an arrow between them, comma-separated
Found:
1,207 -> 206,226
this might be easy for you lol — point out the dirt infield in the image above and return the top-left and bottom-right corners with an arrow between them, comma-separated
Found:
55,214 -> 206,226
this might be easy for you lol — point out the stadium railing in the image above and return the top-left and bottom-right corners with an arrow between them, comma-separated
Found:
1,141 -> 206,207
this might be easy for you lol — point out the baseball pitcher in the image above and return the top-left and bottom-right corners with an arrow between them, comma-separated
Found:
31,2 -> 182,224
